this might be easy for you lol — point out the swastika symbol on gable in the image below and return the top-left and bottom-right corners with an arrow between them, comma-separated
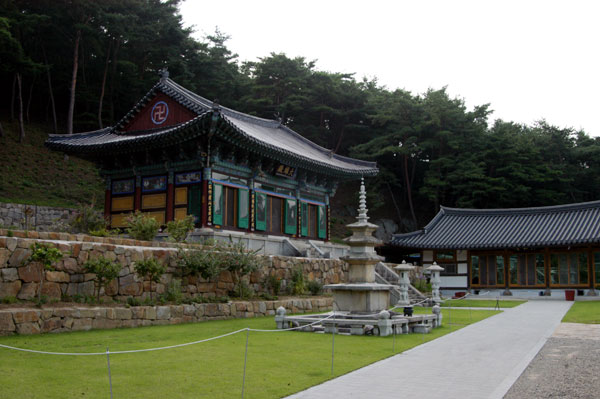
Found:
151,101 -> 169,125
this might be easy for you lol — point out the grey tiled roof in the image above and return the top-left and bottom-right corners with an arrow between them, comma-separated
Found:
390,201 -> 600,249
46,78 -> 377,177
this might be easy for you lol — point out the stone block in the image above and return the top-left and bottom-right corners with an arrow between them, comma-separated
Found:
6,237 -> 18,252
41,282 -> 62,300
122,319 -> 140,329
104,279 -> 118,296
63,317 -> 74,329
40,309 -> 53,320
76,309 -> 96,318
63,258 -> 80,273
106,308 -> 116,319
219,270 -> 233,283
0,312 -> 16,332
16,322 -> 40,335
0,280 -> 22,297
0,248 -> 10,268
77,251 -> 89,264
131,307 -> 144,319
144,307 -> 156,320
257,301 -> 267,314
171,305 -> 184,318
156,306 -> 171,320
205,303 -> 218,317
18,262 -> 42,282
13,310 -> 40,323
119,274 -> 142,296
115,308 -> 132,320
9,248 -> 32,268
195,305 -> 205,318
17,282 -> 38,299
78,281 -> 95,296
92,318 -> 120,330
72,318 -> 93,331
183,304 -> 195,316
46,271 -> 70,283
41,317 -> 62,333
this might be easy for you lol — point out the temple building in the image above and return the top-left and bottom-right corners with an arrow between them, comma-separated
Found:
45,71 -> 377,245
385,202 -> 600,297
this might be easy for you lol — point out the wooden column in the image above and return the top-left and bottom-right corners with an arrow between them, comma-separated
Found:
202,168 -> 211,227
134,175 -> 141,211
104,177 -> 111,221
166,171 -> 174,222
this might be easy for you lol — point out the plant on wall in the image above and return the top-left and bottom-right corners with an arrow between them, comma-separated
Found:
69,202 -> 107,234
134,257 -> 167,300
221,238 -> 265,299
126,211 -> 160,241
83,256 -> 121,301
166,215 -> 195,242
291,267 -> 306,295
27,243 -> 64,302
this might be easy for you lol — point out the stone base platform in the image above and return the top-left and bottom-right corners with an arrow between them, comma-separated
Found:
275,308 -> 442,337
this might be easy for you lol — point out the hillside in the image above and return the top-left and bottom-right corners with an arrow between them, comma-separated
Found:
0,121 -> 104,209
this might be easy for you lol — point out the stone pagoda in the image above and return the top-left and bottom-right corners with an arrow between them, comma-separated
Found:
324,178 -> 392,312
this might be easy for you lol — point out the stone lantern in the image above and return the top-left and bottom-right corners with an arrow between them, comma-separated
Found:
394,260 -> 414,306
426,262 -> 444,304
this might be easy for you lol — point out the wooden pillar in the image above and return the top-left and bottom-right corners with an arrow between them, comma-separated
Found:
202,168 -> 211,227
104,177 -> 111,221
249,178 -> 255,232
325,194 -> 330,242
134,175 -> 142,211
166,171 -> 174,222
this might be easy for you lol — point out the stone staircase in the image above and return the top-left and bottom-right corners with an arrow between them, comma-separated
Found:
375,262 -> 428,305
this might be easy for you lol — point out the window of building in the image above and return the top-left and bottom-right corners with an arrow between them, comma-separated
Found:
550,252 -> 588,286
435,251 -> 457,275
470,254 -> 505,286
508,253 -> 545,287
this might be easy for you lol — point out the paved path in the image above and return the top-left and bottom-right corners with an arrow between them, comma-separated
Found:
287,301 -> 572,399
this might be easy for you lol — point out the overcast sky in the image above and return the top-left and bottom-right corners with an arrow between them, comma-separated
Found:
180,0 -> 599,136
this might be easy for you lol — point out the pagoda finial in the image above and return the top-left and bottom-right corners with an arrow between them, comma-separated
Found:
159,68 -> 169,81
357,177 -> 369,223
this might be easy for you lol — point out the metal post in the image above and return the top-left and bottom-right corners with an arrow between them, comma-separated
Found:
331,311 -> 335,376
106,347 -> 113,399
448,306 -> 452,330
242,329 -> 249,399
392,323 -> 396,353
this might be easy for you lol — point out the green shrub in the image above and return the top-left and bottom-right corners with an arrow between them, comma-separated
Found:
166,215 -> 195,242
1,296 -> 18,304
70,203 -> 107,234
83,256 -> 121,300
307,280 -> 323,296
177,246 -> 225,280
163,280 -> 183,304
265,274 -> 281,296
291,267 -> 305,295
134,257 -> 166,300
221,238 -> 265,299
127,297 -> 142,307
88,227 -> 117,237
27,243 -> 64,302
126,211 -> 160,241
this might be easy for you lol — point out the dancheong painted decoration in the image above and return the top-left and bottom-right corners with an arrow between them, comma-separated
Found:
45,70 -> 378,240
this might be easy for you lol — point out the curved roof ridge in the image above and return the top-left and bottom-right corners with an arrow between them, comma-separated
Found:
440,200 -> 600,215
49,127 -> 113,138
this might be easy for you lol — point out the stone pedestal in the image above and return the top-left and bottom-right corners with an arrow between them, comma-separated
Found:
426,262 -> 444,304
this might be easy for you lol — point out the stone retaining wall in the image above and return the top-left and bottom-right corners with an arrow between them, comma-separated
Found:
0,297 -> 333,335
0,202 -> 77,232
0,232 -> 347,301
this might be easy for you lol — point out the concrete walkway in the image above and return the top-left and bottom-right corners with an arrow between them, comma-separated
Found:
287,301 -> 572,399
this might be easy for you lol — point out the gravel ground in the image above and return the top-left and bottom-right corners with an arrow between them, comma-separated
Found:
504,323 -> 600,399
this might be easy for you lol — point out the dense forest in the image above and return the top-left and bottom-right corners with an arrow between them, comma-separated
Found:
2,0 -> 600,231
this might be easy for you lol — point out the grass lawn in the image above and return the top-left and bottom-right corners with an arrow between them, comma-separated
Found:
0,308 -> 499,399
440,299 -> 526,308
562,301 -> 600,324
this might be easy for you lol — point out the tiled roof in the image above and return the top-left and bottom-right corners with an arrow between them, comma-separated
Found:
46,78 -> 377,177
390,201 -> 600,249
